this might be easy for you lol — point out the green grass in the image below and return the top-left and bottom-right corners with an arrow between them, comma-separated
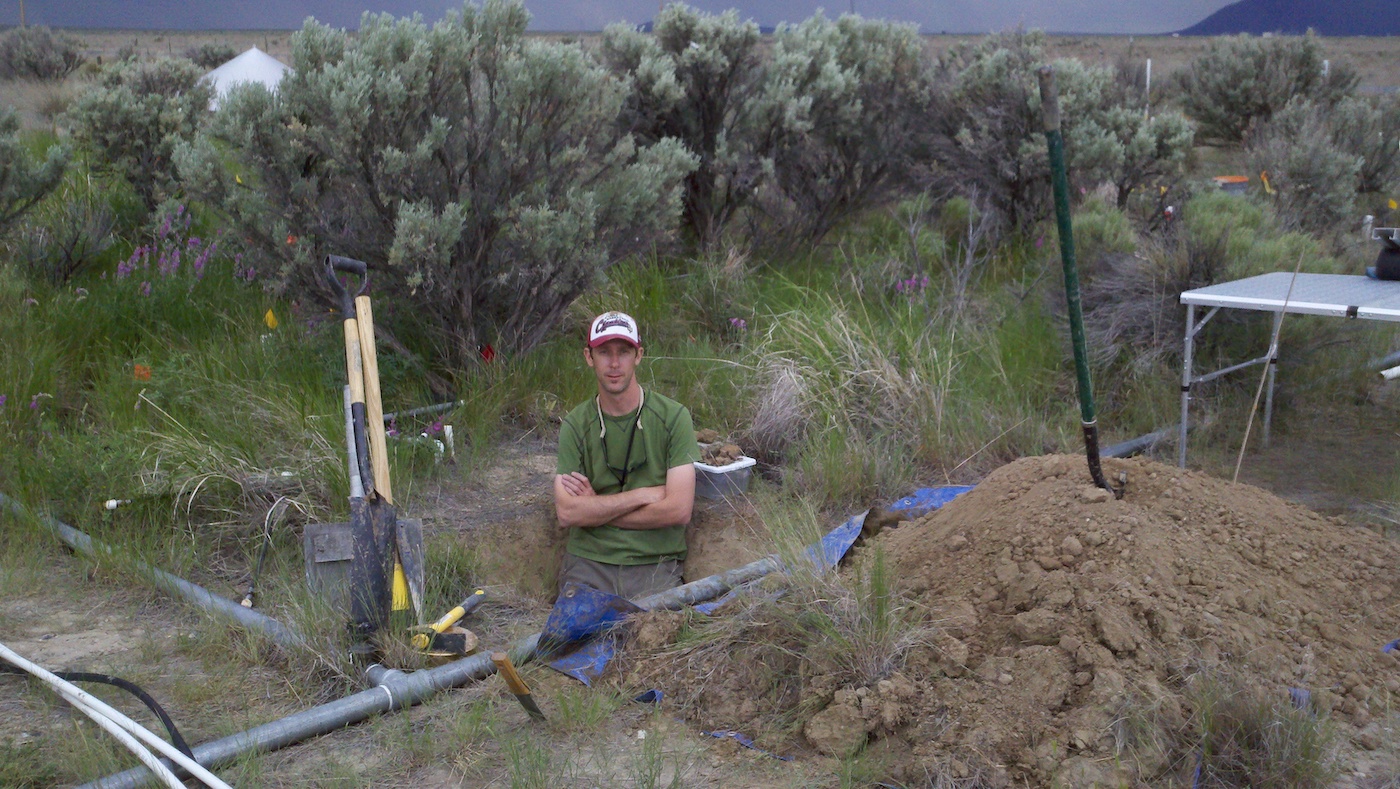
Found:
1115,668 -> 1341,788
2,118 -> 1397,788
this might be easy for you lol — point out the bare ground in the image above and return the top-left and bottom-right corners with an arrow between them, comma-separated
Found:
3,400 -> 1399,786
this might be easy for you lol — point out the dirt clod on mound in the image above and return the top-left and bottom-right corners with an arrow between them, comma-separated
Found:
618,454 -> 1400,786
880,454 -> 1400,783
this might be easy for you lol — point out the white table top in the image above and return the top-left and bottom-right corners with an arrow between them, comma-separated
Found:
1180,272 -> 1400,322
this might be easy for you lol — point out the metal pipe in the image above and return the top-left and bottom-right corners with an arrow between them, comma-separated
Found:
1263,312 -> 1282,447
1373,349 -> 1400,371
1181,303 -> 1194,467
382,400 -> 464,423
1191,354 -> 1273,387
0,493 -> 302,650
343,385 -> 363,499
1038,66 -> 1115,497
1103,426 -> 1178,459
85,549 -> 790,789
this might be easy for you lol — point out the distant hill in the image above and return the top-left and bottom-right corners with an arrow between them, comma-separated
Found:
1181,0 -> 1400,36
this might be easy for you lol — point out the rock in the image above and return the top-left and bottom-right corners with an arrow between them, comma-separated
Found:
1012,609 -> 1063,645
937,636 -> 969,677
1053,755 -> 1129,787
947,534 -> 969,551
1093,606 -> 1138,654
880,700 -> 904,730
1353,723 -> 1383,751
1081,486 -> 1110,503
995,561 -> 1020,585
1061,535 -> 1084,556
804,700 -> 868,757
1014,646 -> 1072,707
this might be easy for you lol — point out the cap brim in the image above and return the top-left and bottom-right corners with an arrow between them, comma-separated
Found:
588,333 -> 640,348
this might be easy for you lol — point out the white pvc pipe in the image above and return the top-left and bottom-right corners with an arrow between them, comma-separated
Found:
0,642 -> 190,789
60,691 -> 212,788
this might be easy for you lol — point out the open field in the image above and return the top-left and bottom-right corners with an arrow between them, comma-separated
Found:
3,18 -> 1400,789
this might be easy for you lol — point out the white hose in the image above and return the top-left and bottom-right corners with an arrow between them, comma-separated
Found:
0,641 -> 233,789
52,689 -> 187,789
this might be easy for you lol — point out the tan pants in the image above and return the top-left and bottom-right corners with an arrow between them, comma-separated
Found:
558,553 -> 683,601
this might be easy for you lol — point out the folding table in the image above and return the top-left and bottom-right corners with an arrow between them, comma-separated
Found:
1178,272 -> 1400,466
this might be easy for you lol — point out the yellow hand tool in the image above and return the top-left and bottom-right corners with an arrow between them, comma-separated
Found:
411,589 -> 485,653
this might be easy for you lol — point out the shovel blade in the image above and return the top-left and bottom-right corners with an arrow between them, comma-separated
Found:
395,517 -> 426,624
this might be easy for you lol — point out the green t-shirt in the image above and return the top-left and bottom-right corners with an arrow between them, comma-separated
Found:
556,389 -> 701,566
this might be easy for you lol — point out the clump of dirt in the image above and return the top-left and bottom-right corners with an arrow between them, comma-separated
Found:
700,443 -> 745,466
618,455 -> 1400,786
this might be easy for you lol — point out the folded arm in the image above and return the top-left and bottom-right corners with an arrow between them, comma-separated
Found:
554,472 -> 663,529
610,464 -> 695,530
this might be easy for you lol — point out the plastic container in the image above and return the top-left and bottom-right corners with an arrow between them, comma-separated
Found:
693,456 -> 757,500
1212,175 -> 1249,195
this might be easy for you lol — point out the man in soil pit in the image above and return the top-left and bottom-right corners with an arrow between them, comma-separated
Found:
553,311 -> 700,599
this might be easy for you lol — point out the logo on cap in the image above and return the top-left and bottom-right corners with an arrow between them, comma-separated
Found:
589,311 -> 640,348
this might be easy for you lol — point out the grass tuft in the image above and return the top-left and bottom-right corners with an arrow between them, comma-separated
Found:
1117,667 -> 1340,788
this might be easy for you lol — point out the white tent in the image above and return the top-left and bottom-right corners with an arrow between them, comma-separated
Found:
203,47 -> 291,110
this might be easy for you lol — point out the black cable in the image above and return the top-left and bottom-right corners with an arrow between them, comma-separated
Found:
242,525 -> 273,608
0,662 -> 194,758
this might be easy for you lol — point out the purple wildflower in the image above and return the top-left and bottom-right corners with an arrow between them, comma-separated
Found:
140,281 -> 152,297
29,395 -> 39,410
117,247 -> 142,278
896,274 -> 930,296
193,247 -> 212,279
729,317 -> 747,330
0,394 -> 6,409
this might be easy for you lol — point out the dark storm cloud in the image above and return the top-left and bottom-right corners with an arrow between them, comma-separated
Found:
1,0 -> 1234,34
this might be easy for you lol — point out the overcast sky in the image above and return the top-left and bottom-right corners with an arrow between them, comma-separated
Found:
0,0 -> 1237,34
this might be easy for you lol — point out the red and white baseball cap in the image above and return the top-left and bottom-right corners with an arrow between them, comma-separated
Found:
588,311 -> 641,348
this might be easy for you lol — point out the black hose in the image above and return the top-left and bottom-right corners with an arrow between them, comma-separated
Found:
0,663 -> 194,759
242,520 -> 275,609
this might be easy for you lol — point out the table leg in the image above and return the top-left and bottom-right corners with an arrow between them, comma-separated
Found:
1180,304 -> 1195,468
1263,310 -> 1282,448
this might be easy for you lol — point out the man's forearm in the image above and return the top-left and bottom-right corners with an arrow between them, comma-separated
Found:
556,487 -> 659,528
611,491 -> 691,530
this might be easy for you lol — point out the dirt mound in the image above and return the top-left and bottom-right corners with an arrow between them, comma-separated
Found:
620,455 -> 1400,786
881,454 -> 1400,783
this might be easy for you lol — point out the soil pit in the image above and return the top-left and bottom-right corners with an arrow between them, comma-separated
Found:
615,455 -> 1400,787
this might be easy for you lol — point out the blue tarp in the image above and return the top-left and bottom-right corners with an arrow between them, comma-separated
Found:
888,485 -> 975,517
545,485 -> 975,684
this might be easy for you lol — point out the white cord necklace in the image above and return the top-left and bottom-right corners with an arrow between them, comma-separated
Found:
596,386 -> 645,439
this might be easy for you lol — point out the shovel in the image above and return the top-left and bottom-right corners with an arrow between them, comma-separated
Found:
325,256 -> 424,645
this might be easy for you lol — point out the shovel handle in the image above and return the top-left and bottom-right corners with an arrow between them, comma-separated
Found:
327,255 -> 366,277
324,255 -> 369,319
492,652 -> 531,696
